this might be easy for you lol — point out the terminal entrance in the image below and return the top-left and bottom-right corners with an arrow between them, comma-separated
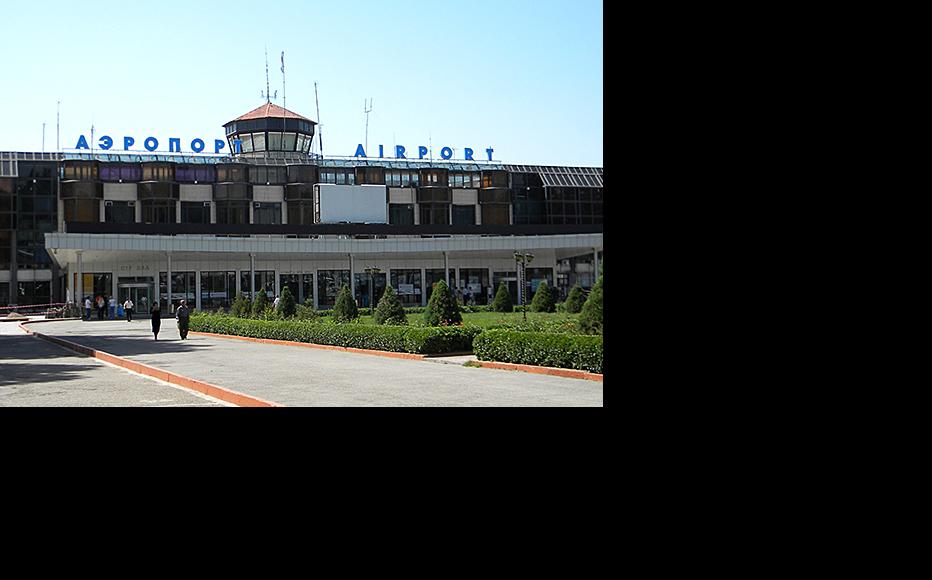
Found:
118,277 -> 154,318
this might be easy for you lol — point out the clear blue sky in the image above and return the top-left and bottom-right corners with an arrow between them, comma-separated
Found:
0,0 -> 603,167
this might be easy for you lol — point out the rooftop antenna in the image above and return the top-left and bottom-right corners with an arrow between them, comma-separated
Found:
42,122 -> 46,153
56,100 -> 60,153
314,81 -> 323,156
281,51 -> 286,112
260,46 -> 278,102
364,98 -> 373,155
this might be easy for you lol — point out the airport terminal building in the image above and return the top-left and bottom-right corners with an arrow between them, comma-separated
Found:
1,103 -> 603,313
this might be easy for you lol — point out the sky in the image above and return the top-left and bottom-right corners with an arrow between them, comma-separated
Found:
0,0 -> 603,167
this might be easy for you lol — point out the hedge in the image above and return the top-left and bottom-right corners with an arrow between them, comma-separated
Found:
472,329 -> 603,374
190,312 -> 480,355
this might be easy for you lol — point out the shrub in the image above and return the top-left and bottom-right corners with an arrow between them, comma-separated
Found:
374,285 -> 407,325
189,312 -> 480,354
490,282 -> 514,313
565,284 -> 586,314
579,270 -> 603,334
333,284 -> 359,323
473,329 -> 603,374
230,292 -> 251,318
423,279 -> 462,326
277,285 -> 297,319
251,287 -> 270,318
294,303 -> 319,321
530,281 -> 556,313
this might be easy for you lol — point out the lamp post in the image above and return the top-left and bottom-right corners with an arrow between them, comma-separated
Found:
514,251 -> 534,322
364,266 -> 381,316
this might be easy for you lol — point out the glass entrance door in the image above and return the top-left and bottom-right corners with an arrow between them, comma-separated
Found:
118,280 -> 154,318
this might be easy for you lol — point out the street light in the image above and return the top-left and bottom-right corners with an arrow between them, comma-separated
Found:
514,251 -> 534,322
364,266 -> 381,315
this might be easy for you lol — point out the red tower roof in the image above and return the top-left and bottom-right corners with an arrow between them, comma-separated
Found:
228,103 -> 314,124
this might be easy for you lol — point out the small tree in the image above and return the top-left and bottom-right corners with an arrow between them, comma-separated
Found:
231,292 -> 251,318
423,279 -> 462,326
491,282 -> 513,313
277,285 -> 297,319
374,285 -> 407,325
579,270 -> 603,334
333,284 -> 359,323
251,287 -> 270,318
531,281 -> 556,313
565,284 -> 586,314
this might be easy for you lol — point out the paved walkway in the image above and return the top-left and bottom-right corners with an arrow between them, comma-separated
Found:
0,319 -> 228,407
33,319 -> 603,407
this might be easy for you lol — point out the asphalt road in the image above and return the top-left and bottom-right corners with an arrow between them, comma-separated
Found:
32,319 -> 604,407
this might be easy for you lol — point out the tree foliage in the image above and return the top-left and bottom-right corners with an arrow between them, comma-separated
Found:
333,284 -> 359,323
565,284 -> 586,314
423,279 -> 462,326
530,281 -> 556,313
491,282 -> 514,313
374,285 -> 407,325
277,285 -> 297,319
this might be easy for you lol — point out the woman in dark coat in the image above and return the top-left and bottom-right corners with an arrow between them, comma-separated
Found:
150,302 -> 161,340
176,299 -> 191,340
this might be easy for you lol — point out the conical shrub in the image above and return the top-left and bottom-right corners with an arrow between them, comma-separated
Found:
530,281 -> 556,313
374,285 -> 407,325
423,279 -> 462,326
491,282 -> 514,313
579,270 -> 602,334
565,284 -> 585,314
333,284 -> 359,323
277,285 -> 296,319
251,287 -> 270,318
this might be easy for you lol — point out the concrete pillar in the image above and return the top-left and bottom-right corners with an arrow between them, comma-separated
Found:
176,200 -> 182,223
135,201 -> 142,223
349,254 -> 355,304
312,269 -> 319,310
99,201 -> 106,223
8,231 -> 17,305
235,266 -> 241,297
274,269 -> 280,299
249,203 -> 255,224
76,251 -> 83,307
444,251 -> 449,286
249,253 -> 256,298
111,270 -> 118,308
488,266 -> 494,303
195,270 -> 202,311
281,202 -> 288,225
210,201 -> 216,224
420,267 -> 427,306
167,252 -> 172,311
593,248 -> 599,280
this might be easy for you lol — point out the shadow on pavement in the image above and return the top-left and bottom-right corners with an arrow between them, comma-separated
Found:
38,332 -> 213,359
0,362 -> 102,387
0,335 -> 89,361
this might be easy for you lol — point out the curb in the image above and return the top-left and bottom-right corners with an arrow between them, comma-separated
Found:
19,320 -> 282,407
189,330 -> 428,360
472,360 -> 603,381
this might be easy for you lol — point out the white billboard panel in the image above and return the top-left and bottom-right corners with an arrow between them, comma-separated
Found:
315,184 -> 387,224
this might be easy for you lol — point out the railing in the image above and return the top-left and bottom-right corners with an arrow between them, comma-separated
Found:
0,302 -> 68,317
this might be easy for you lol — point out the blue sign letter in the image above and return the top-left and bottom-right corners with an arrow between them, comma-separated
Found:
214,139 -> 226,154
233,140 -> 242,154
145,137 -> 159,152
418,146 -> 428,159
486,147 -> 494,161
168,138 -> 182,153
395,145 -> 406,159
191,139 -> 205,153
379,144 -> 384,158
464,148 -> 474,161
124,136 -> 135,150
440,147 -> 453,160
354,144 -> 366,157
75,135 -> 89,150
99,135 -> 113,150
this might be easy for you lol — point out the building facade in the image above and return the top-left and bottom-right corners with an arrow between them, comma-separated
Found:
1,104 -> 603,313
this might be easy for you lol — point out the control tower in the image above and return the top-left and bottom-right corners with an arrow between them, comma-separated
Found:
223,103 -> 317,160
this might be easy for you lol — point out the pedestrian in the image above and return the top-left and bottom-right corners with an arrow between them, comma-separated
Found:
123,297 -> 134,322
273,295 -> 280,310
84,296 -> 92,321
176,299 -> 191,340
96,295 -> 105,320
108,295 -> 116,319
150,302 -> 161,340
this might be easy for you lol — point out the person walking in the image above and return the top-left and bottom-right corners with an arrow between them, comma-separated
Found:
84,296 -> 92,321
108,295 -> 116,320
150,302 -> 161,340
123,297 -> 134,322
176,299 -> 191,340
96,295 -> 105,320
273,295 -> 281,310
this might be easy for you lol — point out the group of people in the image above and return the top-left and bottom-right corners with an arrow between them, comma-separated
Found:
80,295 -> 191,341
148,299 -> 191,341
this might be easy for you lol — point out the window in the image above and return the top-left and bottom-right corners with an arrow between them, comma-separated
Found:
283,133 -> 297,151
390,269 -> 421,306
160,271 -> 196,310
389,204 -> 414,225
269,132 -> 283,151
239,270 -> 274,299
424,269 -> 448,303
250,166 -> 287,185
481,170 -> 508,188
141,200 -> 175,224
252,132 -> 266,151
17,281 -> 51,305
200,271 -> 236,311
181,202 -> 210,224
239,133 -> 254,153
452,205 -> 476,225
419,204 -> 450,225
287,165 -> 317,183
316,270 -> 350,308
141,164 -> 174,182
176,165 -> 216,183
458,269 -> 490,305
287,201 -> 314,225
481,204 -> 509,225
100,164 -> 141,182
63,199 -> 100,222
217,165 -> 247,183
356,167 -> 385,185
105,201 -> 135,224
253,202 -> 282,225
278,273 -> 315,305
216,201 -> 249,225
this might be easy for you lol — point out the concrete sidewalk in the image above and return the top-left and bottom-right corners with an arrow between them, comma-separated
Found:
33,319 -> 603,407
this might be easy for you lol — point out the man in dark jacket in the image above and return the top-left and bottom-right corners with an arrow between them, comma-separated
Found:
176,299 -> 191,340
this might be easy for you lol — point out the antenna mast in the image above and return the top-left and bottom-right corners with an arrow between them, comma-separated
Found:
260,46 -> 278,102
42,122 -> 46,153
281,51 -> 286,112
315,81 -> 323,156
364,98 -> 373,154
56,100 -> 60,153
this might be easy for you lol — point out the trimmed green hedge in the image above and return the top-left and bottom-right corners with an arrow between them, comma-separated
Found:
473,329 -> 603,374
190,313 -> 480,355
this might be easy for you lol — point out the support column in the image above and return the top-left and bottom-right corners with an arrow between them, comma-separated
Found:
312,269 -> 319,310
444,251 -> 449,286
488,266 -> 494,304
167,252 -> 172,311
349,254 -> 356,304
135,201 -> 142,223
593,248 -> 600,280
9,231 -> 17,305
176,200 -> 182,224
195,270 -> 202,311
111,270 -> 118,308
75,251 -> 83,307
420,267 -> 427,306
274,269 -> 280,299
249,253 -> 256,298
